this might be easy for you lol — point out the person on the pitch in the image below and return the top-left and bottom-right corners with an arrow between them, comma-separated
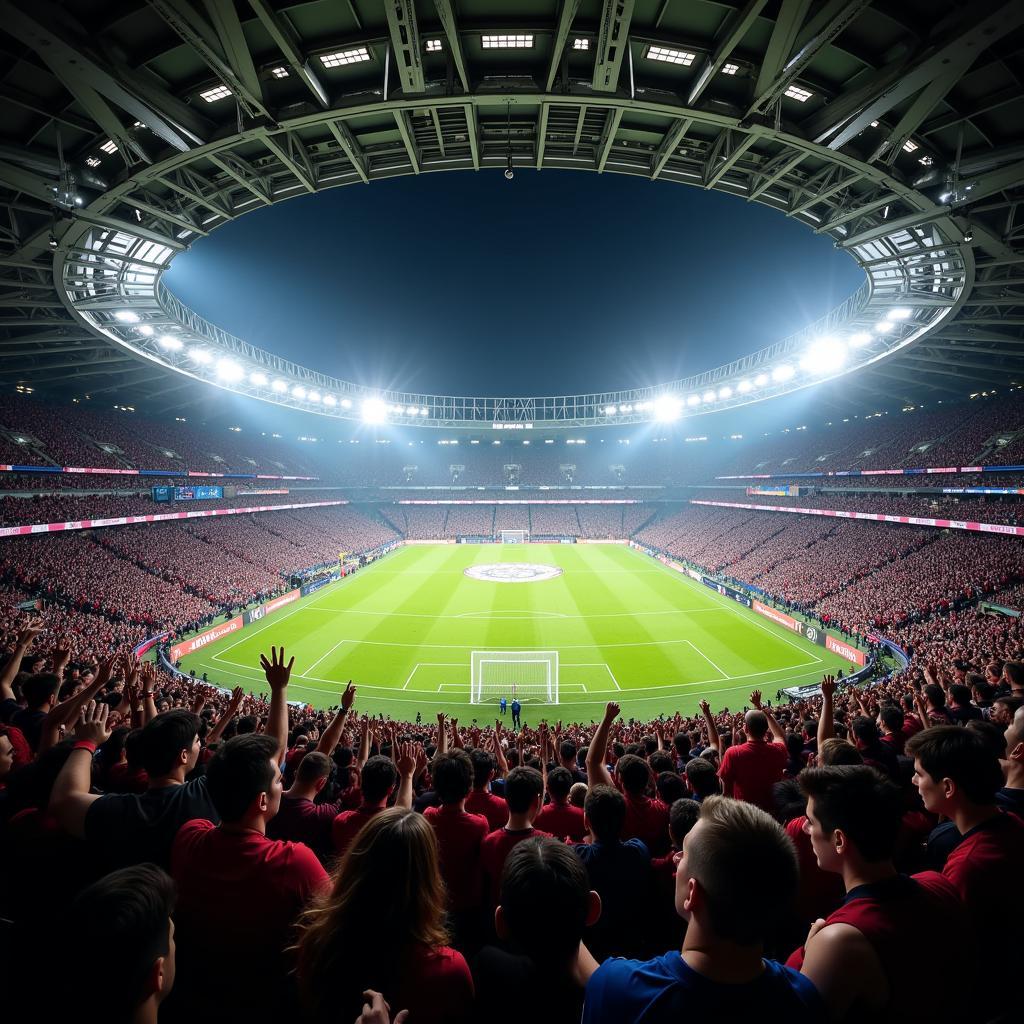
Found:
511,699 -> 522,730
500,696 -> 508,717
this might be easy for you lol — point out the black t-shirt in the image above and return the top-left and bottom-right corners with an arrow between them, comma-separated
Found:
0,697 -> 19,725
84,777 -> 219,868
11,707 -> 46,752
472,945 -> 584,1024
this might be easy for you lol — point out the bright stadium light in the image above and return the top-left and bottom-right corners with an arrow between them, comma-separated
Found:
737,379 -> 752,394
307,390 -> 322,403
158,334 -> 183,351
249,371 -> 268,386
323,395 -> 337,407
420,406 -> 429,416
216,358 -> 244,382
799,337 -> 847,375
341,398 -> 353,409
772,364 -> 794,382
291,385 -> 307,399
188,348 -> 212,364
362,398 -> 387,423
874,320 -> 896,333
718,386 -> 733,400
849,331 -> 873,347
621,403 -> 633,413
137,325 -> 154,337
604,405 -> 617,415
886,307 -> 913,320
114,310 -> 140,323
702,390 -> 717,403
271,379 -> 288,393
654,395 -> 681,421
754,373 -> 769,387
406,405 -> 418,416
686,394 -> 701,407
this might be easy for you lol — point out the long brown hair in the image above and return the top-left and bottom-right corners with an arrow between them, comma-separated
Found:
295,807 -> 450,1021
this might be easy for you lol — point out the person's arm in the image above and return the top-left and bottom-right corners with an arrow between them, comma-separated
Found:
750,690 -> 786,745
654,720 -> 665,752
817,676 -> 836,748
49,701 -> 112,838
798,920 -> 888,1021
450,717 -> 463,749
538,722 -> 550,794
138,661 -> 159,725
585,702 -> 619,789
207,686 -> 245,745
698,700 -> 720,754
395,741 -> 416,810
1,621 -> 43,703
317,682 -> 356,755
436,712 -> 448,755
259,646 -> 293,763
912,689 -> 930,731
491,721 -> 509,777
357,716 -> 371,769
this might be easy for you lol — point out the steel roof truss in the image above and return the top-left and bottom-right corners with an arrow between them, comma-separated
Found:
592,0 -> 635,93
246,0 -> 329,107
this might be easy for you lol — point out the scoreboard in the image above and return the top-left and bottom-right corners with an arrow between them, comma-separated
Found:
151,485 -> 224,502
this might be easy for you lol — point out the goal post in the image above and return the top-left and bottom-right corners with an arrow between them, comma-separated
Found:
500,529 -> 528,544
470,650 -> 559,704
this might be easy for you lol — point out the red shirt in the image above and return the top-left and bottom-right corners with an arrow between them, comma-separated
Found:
423,804 -> 489,912
389,944 -> 474,1024
170,819 -> 328,1012
466,788 -> 509,831
785,816 -> 844,925
331,804 -> 384,856
480,825 -> 551,908
267,793 -> 349,861
622,794 -> 670,855
717,739 -> 788,813
534,800 -> 587,842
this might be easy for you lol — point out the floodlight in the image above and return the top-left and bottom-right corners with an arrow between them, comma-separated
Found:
799,337 -> 847,375
291,385 -> 307,399
702,390 -> 716,403
158,334 -> 182,351
216,358 -> 244,381
362,398 -> 387,423
686,394 -> 701,407
249,371 -> 268,386
754,373 -> 769,387
188,348 -> 212,364
718,386 -> 733,400
307,390 -> 322,403
200,85 -> 232,103
323,395 -> 337,407
271,379 -> 288,393
341,398 -> 353,409
886,307 -> 913,320
604,405 -> 617,415
420,406 -> 429,416
737,379 -> 752,394
771,364 -> 794,382
406,405 -> 418,415
653,396 -> 681,421
849,331 -> 873,347
874,320 -> 896,333
114,310 -> 139,323
138,325 -> 154,337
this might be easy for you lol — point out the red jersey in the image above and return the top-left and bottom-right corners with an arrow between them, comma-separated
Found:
718,739 -> 788,813
331,804 -> 384,856
267,793 -> 349,861
423,804 -> 489,912
534,800 -> 587,842
466,788 -> 509,831
785,816 -> 844,925
787,872 -> 971,1023
480,825 -> 551,908
622,794 -> 670,855
389,944 -> 474,1024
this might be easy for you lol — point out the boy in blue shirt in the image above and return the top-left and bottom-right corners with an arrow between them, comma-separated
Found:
582,796 -> 823,1023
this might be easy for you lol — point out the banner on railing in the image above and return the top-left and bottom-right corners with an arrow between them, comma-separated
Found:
169,616 -> 243,662
243,589 -> 300,625
0,464 -> 318,481
702,577 -> 752,608
826,634 -> 866,665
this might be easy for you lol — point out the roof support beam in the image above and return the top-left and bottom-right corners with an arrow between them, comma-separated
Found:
0,84 -> 94,134
393,110 -> 421,174
0,160 -> 61,206
902,353 -> 1024,376
246,0 -> 329,107
384,0 -> 425,94
872,365 -> 974,395
204,0 -> 262,101
71,209 -> 187,251
790,172 -> 863,217
705,132 -> 757,189
464,104 -> 480,170
688,0 -> 769,107
749,0 -> 811,114
327,120 -> 369,183
651,117 -> 693,180
747,150 -> 805,200
0,355 -> 133,375
433,0 -> 470,93
592,0 -> 635,93
596,107 -> 623,172
208,152 -> 271,205
123,195 -> 210,235
546,0 -> 583,92
536,103 -> 549,170
156,170 -> 231,218
263,133 -> 317,193
818,193 -> 899,233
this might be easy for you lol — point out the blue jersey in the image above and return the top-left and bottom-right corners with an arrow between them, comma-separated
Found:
500,698 -> 507,711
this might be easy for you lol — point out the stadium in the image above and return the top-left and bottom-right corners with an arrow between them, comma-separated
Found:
1,2 -> 1022,1023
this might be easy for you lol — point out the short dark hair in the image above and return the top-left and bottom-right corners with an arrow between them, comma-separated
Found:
851,715 -> 879,745
141,710 -> 200,777
584,784 -> 625,843
949,684 -> 971,707
686,796 -> 798,945
546,765 -> 573,800
906,726 -> 1004,804
67,864 -> 175,1019
799,765 -> 902,862
297,750 -> 331,784
1004,661 -> 1024,688
500,837 -> 591,961
673,731 -> 690,755
685,757 -> 720,798
924,684 -> 946,709
431,749 -> 473,804
649,751 -> 674,775
206,734 -> 278,822
22,672 -> 60,709
880,706 -> 904,733
505,766 -> 544,813
656,771 -> 686,806
668,797 -> 700,845
559,739 -> 577,762
361,754 -> 398,802
469,747 -> 495,789
615,753 -> 650,796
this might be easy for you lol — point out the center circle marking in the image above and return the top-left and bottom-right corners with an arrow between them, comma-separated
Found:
464,563 -> 564,583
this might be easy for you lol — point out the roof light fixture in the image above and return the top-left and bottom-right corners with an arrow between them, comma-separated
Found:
646,45 -> 696,65
784,85 -> 813,102
200,85 -> 232,102
158,334 -> 182,351
270,66 -> 290,78
320,47 -> 371,67
425,38 -> 442,52
482,34 -> 534,48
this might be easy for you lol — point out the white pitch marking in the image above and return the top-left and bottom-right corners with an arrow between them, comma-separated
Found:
305,638 -> 348,677
684,639 -> 729,680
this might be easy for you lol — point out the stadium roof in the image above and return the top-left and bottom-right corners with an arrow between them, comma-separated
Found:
1,0 -> 1023,426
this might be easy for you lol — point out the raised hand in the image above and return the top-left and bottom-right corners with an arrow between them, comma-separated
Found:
749,689 -> 763,709
260,646 -> 294,690
341,681 -> 357,711
75,700 -> 112,746
228,685 -> 245,709
604,701 -> 621,722
395,741 -> 416,777
820,675 -> 836,699
698,699 -> 712,716
16,619 -> 45,648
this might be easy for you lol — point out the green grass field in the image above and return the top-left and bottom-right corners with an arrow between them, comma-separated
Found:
179,543 -> 851,722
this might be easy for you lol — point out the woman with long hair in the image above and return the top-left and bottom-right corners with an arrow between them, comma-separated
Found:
295,806 -> 473,1023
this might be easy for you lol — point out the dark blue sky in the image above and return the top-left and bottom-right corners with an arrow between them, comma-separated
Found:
164,169 -> 863,397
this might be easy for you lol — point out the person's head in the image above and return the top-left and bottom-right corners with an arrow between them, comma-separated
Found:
430,748 -> 473,804
801,718 -> 818,741
615,753 -> 651,796
992,695 -> 1024,727
505,766 -> 544,818
206,734 -> 282,825
559,739 -> 577,764
673,731 -> 690,757
1003,661 -> 1024,694
22,672 -> 60,711
668,797 -> 700,848
949,683 -> 972,708
568,781 -> 588,808
584,784 -> 626,843
924,683 -> 946,710
141,710 -> 200,778
817,738 -> 863,766
496,837 -> 600,964
469,747 -> 496,790
360,754 -> 398,804
66,864 -> 176,1022
965,719 -> 1008,761
0,730 -> 14,781
850,715 -> 880,749
684,757 -> 720,799
675,796 -> 797,947
649,751 -> 674,776
296,751 -> 332,793
546,765 -> 573,802
799,766 -> 902,874
296,808 -> 448,1016
907,726 -> 1004,814
785,732 -> 804,762
656,770 -> 687,806
743,709 -> 770,740
1004,705 -> 1024,766
879,706 -> 904,736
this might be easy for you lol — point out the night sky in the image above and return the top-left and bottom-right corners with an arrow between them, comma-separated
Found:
164,169 -> 863,398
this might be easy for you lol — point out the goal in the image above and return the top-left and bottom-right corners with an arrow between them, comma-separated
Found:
500,529 -> 528,544
470,650 -> 559,704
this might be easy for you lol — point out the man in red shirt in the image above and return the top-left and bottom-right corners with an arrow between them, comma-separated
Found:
480,766 -> 549,909
788,765 -> 973,1023
907,726 -> 1023,1020
331,754 -> 399,857
466,745 -> 508,831
616,754 -> 670,855
716,696 -> 787,813
535,765 -> 586,841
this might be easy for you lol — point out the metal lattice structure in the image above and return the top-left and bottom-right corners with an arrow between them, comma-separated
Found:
1,1 -> 1023,427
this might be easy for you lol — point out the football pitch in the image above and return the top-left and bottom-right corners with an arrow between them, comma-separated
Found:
179,543 -> 852,722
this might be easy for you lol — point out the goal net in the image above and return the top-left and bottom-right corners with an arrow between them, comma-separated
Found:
470,650 -> 559,704
500,529 -> 528,544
